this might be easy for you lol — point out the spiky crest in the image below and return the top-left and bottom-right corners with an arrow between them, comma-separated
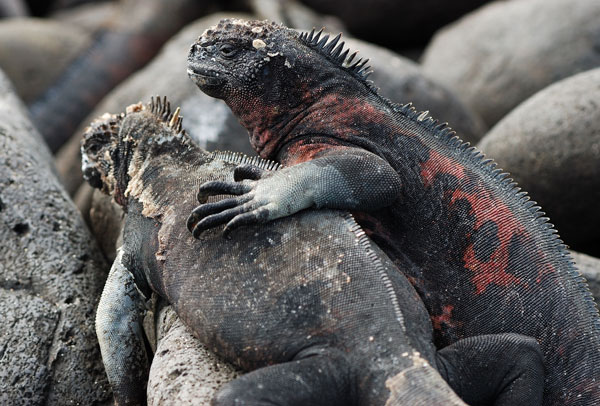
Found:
298,28 -> 373,83
212,151 -> 280,172
342,212 -> 406,333
148,95 -> 186,136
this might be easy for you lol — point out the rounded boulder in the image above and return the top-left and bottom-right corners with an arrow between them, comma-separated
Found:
422,0 -> 600,127
478,68 -> 600,254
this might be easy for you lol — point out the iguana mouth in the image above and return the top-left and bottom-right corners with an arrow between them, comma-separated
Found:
187,67 -> 225,87
82,166 -> 103,189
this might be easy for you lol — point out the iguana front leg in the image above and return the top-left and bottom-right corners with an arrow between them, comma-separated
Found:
187,147 -> 401,237
96,248 -> 150,405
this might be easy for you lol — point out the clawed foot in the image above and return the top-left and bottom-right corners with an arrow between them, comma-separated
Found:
186,164 -> 311,238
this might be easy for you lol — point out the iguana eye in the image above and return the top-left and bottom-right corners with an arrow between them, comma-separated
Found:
88,143 -> 102,155
219,44 -> 238,58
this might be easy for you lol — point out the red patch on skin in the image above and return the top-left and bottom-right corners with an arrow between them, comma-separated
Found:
420,150 -> 466,187
450,188 -> 524,295
431,305 -> 456,331
420,152 -> 559,295
283,142 -> 342,166
299,94 -> 392,141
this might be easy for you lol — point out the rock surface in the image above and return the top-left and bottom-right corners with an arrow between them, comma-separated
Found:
422,0 -> 600,127
0,71 -> 111,405
147,304 -> 241,406
0,18 -> 92,103
478,68 -> 600,254
0,0 -> 28,17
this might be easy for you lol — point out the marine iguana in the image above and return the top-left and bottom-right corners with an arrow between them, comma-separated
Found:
186,18 -> 600,405
83,97 -> 543,405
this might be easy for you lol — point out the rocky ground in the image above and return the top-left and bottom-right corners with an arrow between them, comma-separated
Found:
0,0 -> 599,404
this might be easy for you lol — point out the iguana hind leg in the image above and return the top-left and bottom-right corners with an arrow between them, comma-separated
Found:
213,349 -> 354,406
436,333 -> 545,406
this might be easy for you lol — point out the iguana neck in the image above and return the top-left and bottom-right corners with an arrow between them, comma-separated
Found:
226,65 -> 373,159
123,134 -> 209,211
273,90 -> 399,164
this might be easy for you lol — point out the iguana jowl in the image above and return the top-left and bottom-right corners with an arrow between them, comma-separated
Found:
83,98 -> 543,405
186,18 -> 600,405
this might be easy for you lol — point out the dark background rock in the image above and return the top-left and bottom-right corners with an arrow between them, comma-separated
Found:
89,188 -> 123,263
27,0 -> 111,16
28,0 -> 211,152
0,71 -> 111,405
422,0 -> 600,127
299,0 -> 492,49
51,0 -> 118,31
0,18 -> 92,103
55,12 -> 256,197
477,68 -> 600,256
73,181 -> 94,227
0,0 -> 28,17
250,0 -> 345,33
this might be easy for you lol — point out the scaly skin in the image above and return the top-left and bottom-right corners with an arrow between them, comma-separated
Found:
187,19 -> 600,405
83,98 -> 543,406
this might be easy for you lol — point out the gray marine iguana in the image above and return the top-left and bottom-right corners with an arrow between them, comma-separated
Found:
185,18 -> 600,405
83,97 -> 544,405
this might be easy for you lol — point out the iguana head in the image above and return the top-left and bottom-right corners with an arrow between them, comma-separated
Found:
81,97 -> 188,206
187,19 -> 288,100
81,111 -> 125,197
188,18 -> 372,158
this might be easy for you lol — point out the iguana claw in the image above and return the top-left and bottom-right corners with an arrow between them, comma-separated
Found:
187,163 -> 315,238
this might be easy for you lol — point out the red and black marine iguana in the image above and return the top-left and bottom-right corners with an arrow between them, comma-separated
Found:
83,98 -> 543,405
185,18 -> 600,405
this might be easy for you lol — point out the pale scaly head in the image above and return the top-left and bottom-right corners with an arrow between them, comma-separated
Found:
81,97 -> 188,207
81,111 -> 125,196
187,18 -> 373,157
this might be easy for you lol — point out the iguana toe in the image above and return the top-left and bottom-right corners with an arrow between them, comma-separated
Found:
222,205 -> 272,238
196,180 -> 253,203
233,164 -> 267,181
192,204 -> 255,238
